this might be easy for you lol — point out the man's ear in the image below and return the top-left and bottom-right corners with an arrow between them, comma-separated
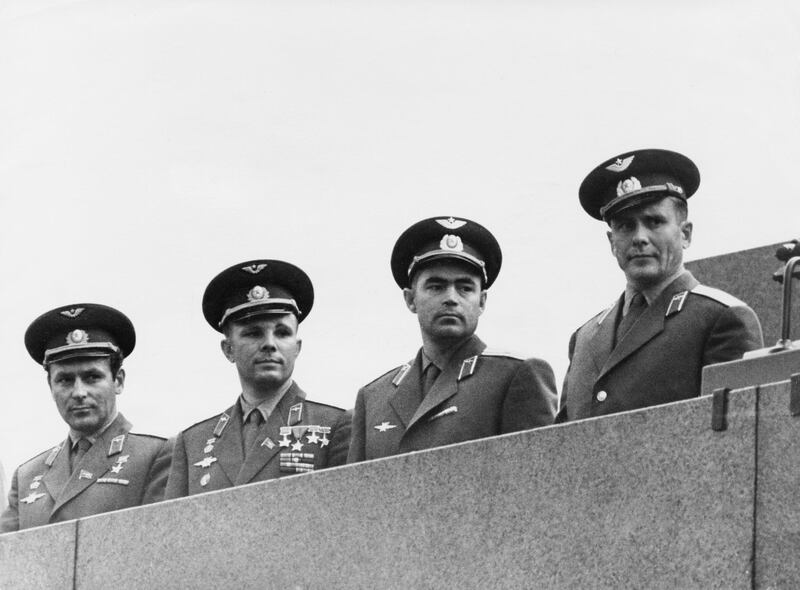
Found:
681,220 -> 693,248
606,230 -> 617,257
479,290 -> 487,314
403,288 -> 417,313
220,338 -> 235,363
296,339 -> 302,355
114,368 -> 126,395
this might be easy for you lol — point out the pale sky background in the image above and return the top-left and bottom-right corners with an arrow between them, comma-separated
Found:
1,0 -> 799,498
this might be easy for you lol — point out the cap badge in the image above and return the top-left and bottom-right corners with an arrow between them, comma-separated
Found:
440,234 -> 464,252
606,155 -> 635,172
436,217 -> 467,229
66,329 -> 89,345
59,308 -> 85,319
247,285 -> 269,302
242,264 -> 267,275
616,176 -> 642,197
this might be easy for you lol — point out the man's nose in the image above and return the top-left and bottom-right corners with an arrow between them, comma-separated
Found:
71,379 -> 88,398
260,332 -> 277,350
631,222 -> 650,245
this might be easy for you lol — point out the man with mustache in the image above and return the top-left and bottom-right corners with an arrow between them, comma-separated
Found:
165,259 -> 350,498
348,216 -> 557,462
558,149 -> 764,422
1,304 -> 171,533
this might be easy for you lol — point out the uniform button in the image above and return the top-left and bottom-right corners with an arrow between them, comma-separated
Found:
596,390 -> 607,402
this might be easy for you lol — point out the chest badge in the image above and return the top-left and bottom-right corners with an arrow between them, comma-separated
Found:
20,492 -> 46,504
194,456 -> 217,469
374,422 -> 397,432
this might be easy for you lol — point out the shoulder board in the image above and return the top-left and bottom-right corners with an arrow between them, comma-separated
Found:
126,432 -> 168,442
304,399 -> 347,413
691,285 -> 747,308
19,444 -> 62,468
180,412 -> 230,434
360,361 -> 414,389
480,348 -> 524,360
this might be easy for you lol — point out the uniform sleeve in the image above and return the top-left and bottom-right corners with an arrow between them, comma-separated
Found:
500,357 -> 558,433
0,467 -> 21,534
164,432 -> 190,500
346,389 -> 367,464
141,436 -> 174,505
703,305 -> 764,366
324,409 -> 352,468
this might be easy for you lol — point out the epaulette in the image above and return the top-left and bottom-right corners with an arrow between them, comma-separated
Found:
305,399 -> 347,413
595,303 -> 616,325
19,444 -> 62,468
691,285 -> 747,308
180,412 -> 229,434
127,432 -> 168,442
480,348 -> 525,360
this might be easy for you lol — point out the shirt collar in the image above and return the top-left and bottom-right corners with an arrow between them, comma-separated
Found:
420,349 -> 441,373
240,379 -> 294,423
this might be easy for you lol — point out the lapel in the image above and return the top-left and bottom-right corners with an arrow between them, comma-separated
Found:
213,403 -> 245,486
51,414 -> 132,515
41,443 -> 69,505
387,354 -> 423,429
234,384 -> 305,485
587,297 -> 623,376
599,272 -> 699,380
406,336 -> 486,431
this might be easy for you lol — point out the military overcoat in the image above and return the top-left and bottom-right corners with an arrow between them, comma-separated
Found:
558,272 -> 763,421
0,413 -> 170,533
347,335 -> 557,462
164,383 -> 350,498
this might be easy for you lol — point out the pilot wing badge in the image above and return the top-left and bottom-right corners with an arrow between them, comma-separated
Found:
374,422 -> 397,433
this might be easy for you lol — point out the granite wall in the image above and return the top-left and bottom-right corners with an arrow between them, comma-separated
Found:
4,383 -> 789,590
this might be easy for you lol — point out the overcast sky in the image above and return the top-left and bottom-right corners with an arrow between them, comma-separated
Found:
1,0 -> 798,495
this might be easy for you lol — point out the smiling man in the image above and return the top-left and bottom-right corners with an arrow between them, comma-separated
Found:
0,303 -> 170,533
164,260 -> 350,498
557,149 -> 764,422
347,216 -> 557,463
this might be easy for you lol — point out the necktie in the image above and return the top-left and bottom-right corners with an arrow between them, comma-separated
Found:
242,410 -> 263,456
616,291 -> 647,343
70,438 -> 91,473
422,363 -> 441,398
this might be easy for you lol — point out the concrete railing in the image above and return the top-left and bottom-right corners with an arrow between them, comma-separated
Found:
3,354 -> 799,589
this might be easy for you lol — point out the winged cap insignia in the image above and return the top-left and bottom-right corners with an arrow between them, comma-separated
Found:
439,234 -> 464,252
247,286 -> 269,302
606,155 -> 635,173
616,176 -> 642,197
59,308 -> 85,319
242,264 -> 267,275
436,217 -> 467,229
66,329 -> 89,345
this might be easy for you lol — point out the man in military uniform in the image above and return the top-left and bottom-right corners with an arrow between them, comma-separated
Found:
348,216 -> 557,463
558,149 -> 764,421
0,304 -> 171,533
165,260 -> 350,498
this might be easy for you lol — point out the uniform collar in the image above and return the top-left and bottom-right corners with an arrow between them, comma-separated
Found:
67,410 -> 119,447
624,268 -> 688,312
239,379 -> 294,423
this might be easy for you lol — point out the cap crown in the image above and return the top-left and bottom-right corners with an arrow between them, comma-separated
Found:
25,303 -> 135,365
390,216 -> 502,288
202,259 -> 314,331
